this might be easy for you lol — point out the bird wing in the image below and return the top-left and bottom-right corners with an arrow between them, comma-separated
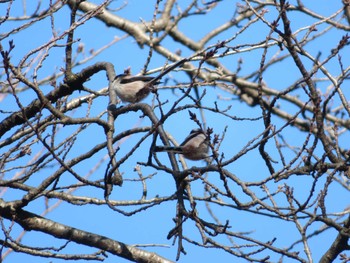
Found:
121,76 -> 155,84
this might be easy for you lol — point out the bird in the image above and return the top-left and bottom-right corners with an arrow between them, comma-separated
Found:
111,73 -> 160,103
154,129 -> 209,160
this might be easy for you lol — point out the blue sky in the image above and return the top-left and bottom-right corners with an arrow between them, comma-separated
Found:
1,1 -> 349,262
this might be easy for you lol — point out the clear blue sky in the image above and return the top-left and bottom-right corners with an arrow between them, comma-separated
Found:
1,1 -> 349,262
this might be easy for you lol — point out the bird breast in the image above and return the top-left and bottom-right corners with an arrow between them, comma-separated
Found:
113,80 -> 150,103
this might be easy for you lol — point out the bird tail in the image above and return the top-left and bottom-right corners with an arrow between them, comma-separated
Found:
154,146 -> 183,153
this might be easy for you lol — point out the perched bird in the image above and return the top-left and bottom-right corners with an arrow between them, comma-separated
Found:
111,73 -> 160,103
154,129 -> 209,160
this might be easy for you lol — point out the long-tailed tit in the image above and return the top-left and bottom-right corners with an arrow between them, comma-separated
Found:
111,73 -> 160,103
154,129 -> 209,160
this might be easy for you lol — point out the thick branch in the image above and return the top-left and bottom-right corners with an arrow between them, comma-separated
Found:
320,215 -> 350,263
0,199 -> 173,263
0,62 -> 113,139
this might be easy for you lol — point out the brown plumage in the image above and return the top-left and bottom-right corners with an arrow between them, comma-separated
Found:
111,74 -> 160,103
154,129 -> 209,160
